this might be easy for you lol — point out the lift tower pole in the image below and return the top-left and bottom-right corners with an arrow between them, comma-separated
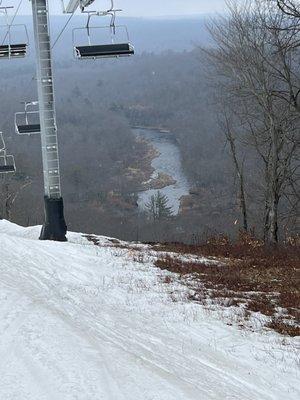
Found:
31,0 -> 67,241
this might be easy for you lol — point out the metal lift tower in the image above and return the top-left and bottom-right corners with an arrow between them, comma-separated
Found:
31,0 -> 67,241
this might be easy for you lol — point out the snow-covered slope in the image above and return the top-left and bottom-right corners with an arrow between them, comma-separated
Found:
0,221 -> 299,400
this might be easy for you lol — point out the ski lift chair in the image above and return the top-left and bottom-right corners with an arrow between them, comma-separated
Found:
75,41 -> 134,59
0,6 -> 29,60
15,101 -> 41,135
73,12 -> 134,60
0,132 -> 16,173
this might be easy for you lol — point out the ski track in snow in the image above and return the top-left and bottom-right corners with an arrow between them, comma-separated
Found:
0,221 -> 299,400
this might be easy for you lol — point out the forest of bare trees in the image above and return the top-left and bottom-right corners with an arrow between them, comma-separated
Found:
205,0 -> 299,243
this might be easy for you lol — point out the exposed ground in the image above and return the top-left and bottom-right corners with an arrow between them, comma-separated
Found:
152,234 -> 300,337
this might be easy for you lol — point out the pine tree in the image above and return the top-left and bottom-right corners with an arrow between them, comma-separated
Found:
145,191 -> 173,221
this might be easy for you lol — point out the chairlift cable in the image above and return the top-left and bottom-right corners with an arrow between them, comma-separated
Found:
1,0 -> 23,45
51,10 -> 76,49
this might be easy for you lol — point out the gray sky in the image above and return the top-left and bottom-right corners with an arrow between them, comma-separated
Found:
8,0 -> 226,16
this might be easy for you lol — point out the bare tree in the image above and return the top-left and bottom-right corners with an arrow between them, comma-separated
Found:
275,0 -> 300,17
0,175 -> 32,221
205,0 -> 299,243
218,111 -> 249,232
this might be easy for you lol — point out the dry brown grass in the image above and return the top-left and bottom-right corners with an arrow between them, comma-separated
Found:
84,231 -> 299,336
266,317 -> 300,337
154,233 -> 300,337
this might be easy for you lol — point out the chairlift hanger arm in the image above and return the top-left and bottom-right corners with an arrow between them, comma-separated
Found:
85,11 -> 116,30
23,100 -> 39,111
63,0 -> 96,13
63,0 -> 120,14
0,132 -> 5,151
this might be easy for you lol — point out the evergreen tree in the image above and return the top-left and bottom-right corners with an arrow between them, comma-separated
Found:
145,191 -> 173,221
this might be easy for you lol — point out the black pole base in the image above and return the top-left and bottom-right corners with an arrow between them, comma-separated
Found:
39,196 -> 67,242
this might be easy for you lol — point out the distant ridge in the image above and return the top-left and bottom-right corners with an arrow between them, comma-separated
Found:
11,15 -> 211,54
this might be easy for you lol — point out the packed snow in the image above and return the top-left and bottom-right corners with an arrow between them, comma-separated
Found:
0,220 -> 299,400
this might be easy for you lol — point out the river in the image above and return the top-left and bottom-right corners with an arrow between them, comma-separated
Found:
134,128 -> 191,215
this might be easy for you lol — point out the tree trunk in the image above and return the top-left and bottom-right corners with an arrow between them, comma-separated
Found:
268,193 -> 279,243
263,199 -> 270,242
239,170 -> 248,231
265,124 -> 281,244
226,126 -> 248,232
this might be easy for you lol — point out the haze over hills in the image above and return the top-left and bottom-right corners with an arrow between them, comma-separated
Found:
10,15 -> 210,56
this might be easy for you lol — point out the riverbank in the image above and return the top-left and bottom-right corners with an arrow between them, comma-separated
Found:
132,125 -> 172,134
133,128 -> 192,214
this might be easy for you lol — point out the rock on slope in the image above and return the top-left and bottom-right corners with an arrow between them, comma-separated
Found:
0,220 -> 299,400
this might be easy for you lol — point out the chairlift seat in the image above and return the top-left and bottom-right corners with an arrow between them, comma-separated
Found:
17,123 -> 41,135
0,164 -> 15,173
75,43 -> 134,59
0,43 -> 27,59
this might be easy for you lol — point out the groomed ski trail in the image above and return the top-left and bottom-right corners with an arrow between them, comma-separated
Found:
0,221 -> 299,400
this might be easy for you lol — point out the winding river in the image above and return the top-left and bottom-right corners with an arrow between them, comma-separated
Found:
134,128 -> 191,215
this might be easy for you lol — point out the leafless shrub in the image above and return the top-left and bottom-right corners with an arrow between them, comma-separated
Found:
267,317 -> 300,336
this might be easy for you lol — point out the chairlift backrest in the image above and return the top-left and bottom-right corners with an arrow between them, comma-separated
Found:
0,131 -> 5,151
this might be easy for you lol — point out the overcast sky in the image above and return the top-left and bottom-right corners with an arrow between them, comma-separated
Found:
8,0 -> 226,16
